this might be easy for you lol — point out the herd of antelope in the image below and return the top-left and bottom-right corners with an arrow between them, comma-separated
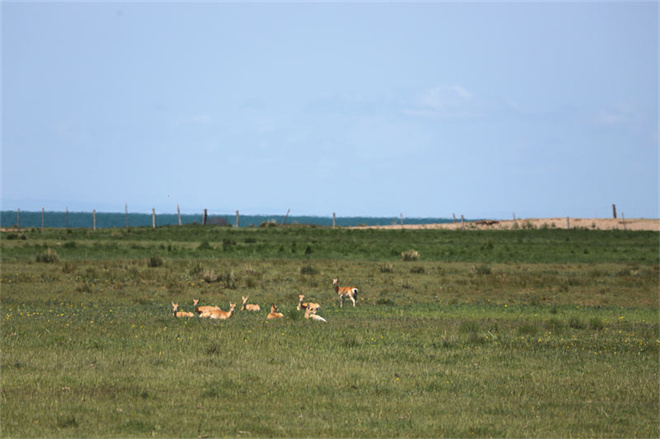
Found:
171,278 -> 358,324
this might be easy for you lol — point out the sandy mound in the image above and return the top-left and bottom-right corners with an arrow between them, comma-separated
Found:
354,218 -> 660,231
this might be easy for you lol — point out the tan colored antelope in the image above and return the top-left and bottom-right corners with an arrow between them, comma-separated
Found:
193,298 -> 221,315
304,305 -> 327,322
332,278 -> 358,307
297,294 -> 321,311
241,296 -> 261,312
172,302 -> 195,318
267,304 -> 284,320
199,303 -> 236,320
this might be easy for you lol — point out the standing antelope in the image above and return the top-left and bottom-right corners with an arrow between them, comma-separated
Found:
304,304 -> 327,322
193,299 -> 221,316
297,294 -> 321,311
267,304 -> 284,319
332,278 -> 358,307
241,296 -> 261,312
199,303 -> 236,320
172,302 -> 195,318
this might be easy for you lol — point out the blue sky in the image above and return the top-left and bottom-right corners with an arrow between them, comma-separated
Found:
2,1 -> 658,219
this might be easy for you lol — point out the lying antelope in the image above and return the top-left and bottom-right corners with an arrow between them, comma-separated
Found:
267,304 -> 284,320
172,302 -> 195,318
332,278 -> 358,307
193,299 -> 221,315
241,296 -> 261,312
304,304 -> 327,322
297,294 -> 321,311
199,303 -> 236,320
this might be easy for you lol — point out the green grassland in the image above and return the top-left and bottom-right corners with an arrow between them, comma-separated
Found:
1,225 -> 658,438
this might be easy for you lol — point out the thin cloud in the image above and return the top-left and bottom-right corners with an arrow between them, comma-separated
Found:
593,103 -> 637,127
173,113 -> 213,126
451,85 -> 472,99
406,84 -> 477,119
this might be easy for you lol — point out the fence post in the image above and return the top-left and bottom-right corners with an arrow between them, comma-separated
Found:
152,209 -> 156,229
332,212 -> 336,228
566,217 -> 570,229
400,213 -> 404,226
203,209 -> 207,226
177,204 -> 182,226
282,208 -> 290,225
612,204 -> 617,219
93,210 -> 97,231
452,213 -> 456,224
461,214 -> 465,231
41,207 -> 45,232
236,210 -> 239,228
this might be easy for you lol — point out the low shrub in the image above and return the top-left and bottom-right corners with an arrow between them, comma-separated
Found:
401,249 -> 420,261
62,262 -> 77,274
517,322 -> 539,336
474,264 -> 492,276
36,248 -> 58,263
300,263 -> 317,275
4,232 -> 26,240
197,241 -> 213,251
569,316 -> 586,329
379,263 -> 395,273
459,321 -> 480,334
147,255 -> 164,268
201,269 -> 218,283
589,317 -> 605,331
219,271 -> 237,289
545,317 -> 565,333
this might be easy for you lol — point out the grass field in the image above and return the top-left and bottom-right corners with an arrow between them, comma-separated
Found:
1,225 -> 658,437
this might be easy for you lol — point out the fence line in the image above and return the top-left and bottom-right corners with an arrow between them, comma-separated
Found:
6,207 -> 238,230
6,207 -> 358,229
8,207 -> 592,230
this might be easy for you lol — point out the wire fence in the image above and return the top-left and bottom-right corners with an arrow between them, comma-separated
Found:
1,207 -> 453,230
